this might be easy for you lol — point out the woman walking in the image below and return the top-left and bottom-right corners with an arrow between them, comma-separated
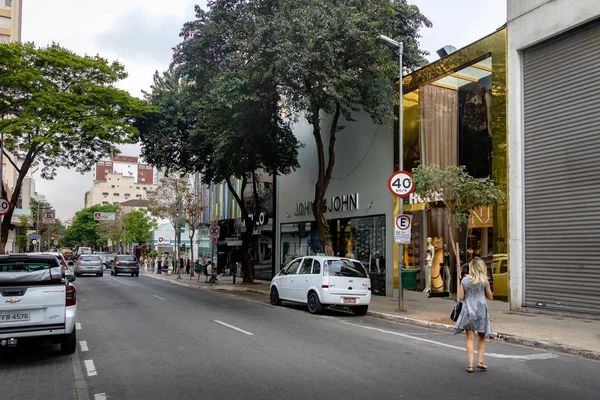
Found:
454,257 -> 494,373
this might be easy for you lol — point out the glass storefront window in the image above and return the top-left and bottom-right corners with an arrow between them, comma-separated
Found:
280,215 -> 387,295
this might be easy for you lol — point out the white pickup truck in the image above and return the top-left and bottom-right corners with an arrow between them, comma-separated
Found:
0,254 -> 78,354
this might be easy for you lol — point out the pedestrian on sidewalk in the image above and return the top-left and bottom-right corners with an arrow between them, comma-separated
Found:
150,257 -> 155,273
157,257 -> 163,274
186,258 -> 191,274
454,257 -> 494,373
144,257 -> 148,272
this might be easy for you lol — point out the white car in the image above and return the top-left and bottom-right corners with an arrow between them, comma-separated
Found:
270,256 -> 371,315
0,254 -> 78,354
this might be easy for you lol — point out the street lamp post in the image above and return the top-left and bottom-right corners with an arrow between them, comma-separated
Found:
377,34 -> 406,312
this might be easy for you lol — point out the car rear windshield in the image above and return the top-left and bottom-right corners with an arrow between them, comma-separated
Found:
0,263 -> 53,273
119,256 -> 136,261
325,259 -> 368,278
82,256 -> 99,261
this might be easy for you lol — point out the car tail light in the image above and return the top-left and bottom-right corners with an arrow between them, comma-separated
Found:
66,285 -> 76,306
321,285 -> 329,289
368,287 -> 371,291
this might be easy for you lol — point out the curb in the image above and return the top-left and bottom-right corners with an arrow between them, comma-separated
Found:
71,348 -> 91,400
142,273 -> 247,292
366,310 -> 600,361
494,333 -> 600,361
143,273 -> 600,361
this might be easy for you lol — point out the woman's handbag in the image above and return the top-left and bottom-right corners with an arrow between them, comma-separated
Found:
450,301 -> 463,322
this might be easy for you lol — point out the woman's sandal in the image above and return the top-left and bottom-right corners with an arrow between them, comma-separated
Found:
466,366 -> 474,373
477,362 -> 488,371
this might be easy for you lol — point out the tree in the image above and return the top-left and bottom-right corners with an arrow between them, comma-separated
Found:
412,164 -> 505,296
121,209 -> 157,249
16,215 -> 29,252
268,0 -> 431,254
181,178 -> 205,278
62,204 -> 119,248
0,42 -> 148,253
147,174 -> 203,276
140,2 -> 301,282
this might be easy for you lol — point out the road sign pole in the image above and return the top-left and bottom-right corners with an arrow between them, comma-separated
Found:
47,228 -> 50,252
397,43 -> 405,313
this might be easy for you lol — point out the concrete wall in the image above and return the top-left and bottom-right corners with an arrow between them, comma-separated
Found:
276,110 -> 395,294
507,0 -> 600,310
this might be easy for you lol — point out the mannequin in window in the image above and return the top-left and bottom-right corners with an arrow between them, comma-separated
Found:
372,251 -> 382,273
423,237 -> 434,293
431,237 -> 445,293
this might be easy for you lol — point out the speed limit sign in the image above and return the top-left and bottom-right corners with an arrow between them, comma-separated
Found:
388,171 -> 415,198
0,198 -> 10,216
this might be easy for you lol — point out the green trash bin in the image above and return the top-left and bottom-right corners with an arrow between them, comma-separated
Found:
401,268 -> 418,290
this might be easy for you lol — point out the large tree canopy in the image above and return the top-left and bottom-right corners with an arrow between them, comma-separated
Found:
270,0 -> 431,254
0,42 -> 148,253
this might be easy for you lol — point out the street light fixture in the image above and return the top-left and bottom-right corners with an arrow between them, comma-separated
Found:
377,34 -> 406,312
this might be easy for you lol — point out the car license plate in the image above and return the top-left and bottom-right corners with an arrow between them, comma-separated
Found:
0,310 -> 30,322
343,298 -> 356,304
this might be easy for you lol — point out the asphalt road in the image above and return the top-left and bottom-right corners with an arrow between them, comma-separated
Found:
15,273 -> 599,400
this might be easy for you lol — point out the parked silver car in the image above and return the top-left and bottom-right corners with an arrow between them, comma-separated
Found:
75,255 -> 104,277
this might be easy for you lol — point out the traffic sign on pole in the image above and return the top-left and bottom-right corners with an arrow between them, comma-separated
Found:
394,214 -> 413,244
209,226 -> 220,237
42,209 -> 56,224
388,171 -> 415,198
94,212 -> 116,221
209,236 -> 218,245
0,198 -> 10,216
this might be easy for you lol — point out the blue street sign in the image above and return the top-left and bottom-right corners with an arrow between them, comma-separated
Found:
30,234 -> 41,239
133,242 -> 139,247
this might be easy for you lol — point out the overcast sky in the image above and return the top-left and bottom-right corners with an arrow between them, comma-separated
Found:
23,0 -> 506,220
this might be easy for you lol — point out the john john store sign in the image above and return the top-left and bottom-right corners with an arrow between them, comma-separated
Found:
294,193 -> 359,216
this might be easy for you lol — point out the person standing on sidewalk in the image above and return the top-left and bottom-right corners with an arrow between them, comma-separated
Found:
454,257 -> 493,373
151,257 -> 155,273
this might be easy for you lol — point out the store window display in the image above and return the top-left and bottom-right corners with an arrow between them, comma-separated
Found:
280,215 -> 387,295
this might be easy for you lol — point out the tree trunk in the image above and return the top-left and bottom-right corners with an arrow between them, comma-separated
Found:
225,177 -> 255,283
311,102 -> 341,256
0,148 -> 35,254
446,222 -> 462,299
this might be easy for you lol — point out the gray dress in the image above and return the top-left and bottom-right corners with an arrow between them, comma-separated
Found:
454,276 -> 493,338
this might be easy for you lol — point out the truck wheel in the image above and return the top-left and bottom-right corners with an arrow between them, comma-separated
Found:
61,329 -> 77,355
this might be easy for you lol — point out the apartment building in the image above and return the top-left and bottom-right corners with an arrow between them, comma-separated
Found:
0,0 -> 22,43
84,172 -> 157,208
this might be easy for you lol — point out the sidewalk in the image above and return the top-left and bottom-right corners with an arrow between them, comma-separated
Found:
141,270 -> 600,360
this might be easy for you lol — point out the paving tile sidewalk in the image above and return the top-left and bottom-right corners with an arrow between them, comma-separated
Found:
142,270 -> 600,360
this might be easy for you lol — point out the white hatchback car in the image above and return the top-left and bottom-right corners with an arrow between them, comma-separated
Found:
270,256 -> 371,315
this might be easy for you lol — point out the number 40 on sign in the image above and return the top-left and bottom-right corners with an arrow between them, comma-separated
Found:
388,171 -> 415,198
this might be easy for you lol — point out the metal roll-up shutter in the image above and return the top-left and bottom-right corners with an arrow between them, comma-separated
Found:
523,18 -> 600,315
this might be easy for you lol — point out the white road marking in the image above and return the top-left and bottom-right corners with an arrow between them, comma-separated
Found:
335,320 -> 556,361
213,320 -> 255,336
79,341 -> 89,352
110,277 -> 132,287
84,359 -> 98,376
94,393 -> 107,400
75,323 -> 82,330
153,295 -> 166,301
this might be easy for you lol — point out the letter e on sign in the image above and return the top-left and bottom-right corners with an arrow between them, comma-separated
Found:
396,215 -> 411,231
388,171 -> 415,198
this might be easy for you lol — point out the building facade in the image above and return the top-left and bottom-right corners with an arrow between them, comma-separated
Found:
508,0 -> 600,315
95,156 -> 154,185
276,28 -> 508,299
0,0 -> 22,43
84,172 -> 157,208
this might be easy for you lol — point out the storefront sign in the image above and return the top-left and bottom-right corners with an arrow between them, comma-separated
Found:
242,212 -> 270,226
294,193 -> 359,216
